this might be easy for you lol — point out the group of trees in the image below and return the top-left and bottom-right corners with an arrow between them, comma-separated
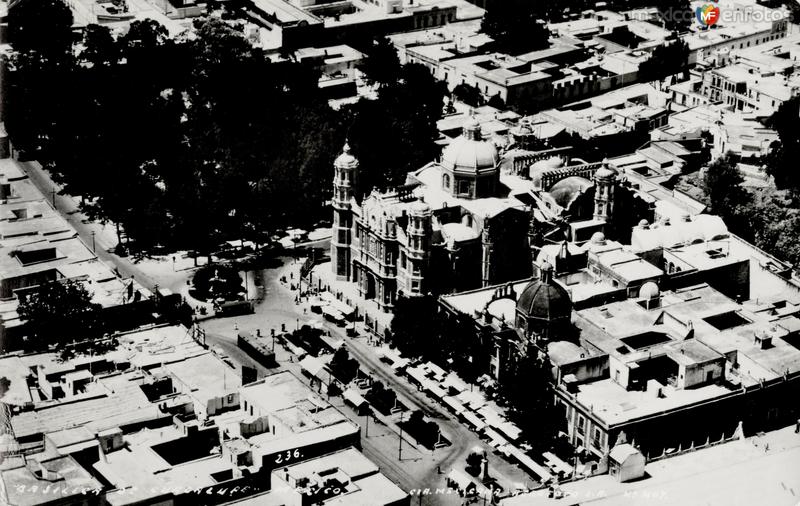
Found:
390,294 -> 484,384
481,0 -> 551,54
499,349 -> 565,454
402,410 -> 444,450
16,279 -> 102,351
390,294 -> 566,450
700,95 -> 800,270
364,380 -> 399,416
329,347 -> 360,384
6,2 -> 445,256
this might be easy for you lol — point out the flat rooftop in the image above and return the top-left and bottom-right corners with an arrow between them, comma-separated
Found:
1,455 -> 102,506
273,447 -> 409,506
568,376 -> 734,426
502,425 -> 800,506
11,380 -> 157,438
161,351 -> 241,402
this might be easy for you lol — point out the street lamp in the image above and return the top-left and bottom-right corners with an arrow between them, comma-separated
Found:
90,231 -> 96,253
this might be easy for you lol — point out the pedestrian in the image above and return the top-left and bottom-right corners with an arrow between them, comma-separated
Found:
795,418 -> 800,434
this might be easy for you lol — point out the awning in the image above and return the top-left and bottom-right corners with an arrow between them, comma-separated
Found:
343,388 -> 368,408
319,292 -> 355,316
321,306 -> 345,321
427,383 -> 448,399
446,469 -> 476,491
406,366 -> 428,385
483,427 -> 509,448
443,396 -> 466,414
508,447 -> 552,483
462,411 -> 486,431
441,374 -> 468,393
497,422 -> 522,442
478,406 -> 505,428
391,357 -> 410,370
299,356 -> 325,377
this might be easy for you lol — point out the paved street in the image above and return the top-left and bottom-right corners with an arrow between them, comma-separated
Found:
18,154 -> 534,502
200,258 -> 536,504
18,158 -> 192,293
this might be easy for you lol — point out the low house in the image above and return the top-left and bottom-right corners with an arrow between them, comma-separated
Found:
608,443 -> 645,482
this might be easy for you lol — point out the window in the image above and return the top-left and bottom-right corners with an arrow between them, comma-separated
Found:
577,415 -> 586,435
458,179 -> 470,195
592,427 -> 603,449
442,173 -> 451,189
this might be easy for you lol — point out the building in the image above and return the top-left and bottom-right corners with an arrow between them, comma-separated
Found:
246,0 -> 464,49
607,443 -> 645,482
329,115 -> 659,310
0,159 -> 150,351
683,0 -> 790,64
0,323 -> 371,506
0,454 -> 103,506
267,447 -> 409,506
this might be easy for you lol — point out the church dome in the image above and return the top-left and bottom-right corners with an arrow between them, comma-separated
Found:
594,166 -> 617,180
335,142 -> 358,169
441,120 -> 499,175
639,281 -> 660,300
548,176 -> 592,208
516,262 -> 572,321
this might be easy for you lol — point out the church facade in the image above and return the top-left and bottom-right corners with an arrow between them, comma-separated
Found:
330,119 -> 645,311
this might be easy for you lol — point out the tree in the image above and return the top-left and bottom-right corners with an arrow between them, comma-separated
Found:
8,0 -> 74,58
765,96 -> 800,193
17,280 -> 102,349
500,349 -> 564,452
390,294 -> 440,358
79,24 -> 119,68
487,93 -> 506,110
5,0 -> 74,158
452,83 -> 485,108
704,152 -> 755,235
347,63 -> 446,192
357,37 -> 401,87
657,0 -> 693,32
638,39 -> 689,83
482,0 -> 550,54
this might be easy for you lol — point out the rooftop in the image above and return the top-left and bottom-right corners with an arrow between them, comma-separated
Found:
1,455 -> 102,506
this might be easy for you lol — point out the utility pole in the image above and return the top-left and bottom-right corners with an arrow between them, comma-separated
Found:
365,413 -> 370,437
398,412 -> 403,461
91,231 -> 96,253
50,188 -> 57,209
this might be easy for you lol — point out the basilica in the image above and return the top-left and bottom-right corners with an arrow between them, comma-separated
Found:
330,118 -> 653,311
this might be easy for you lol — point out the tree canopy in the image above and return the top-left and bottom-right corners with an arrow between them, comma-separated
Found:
391,294 -> 485,384
17,279 -> 102,349
481,0 -> 550,55
638,39 -> 690,83
499,349 -> 564,452
765,96 -> 800,193
357,37 -> 401,88
6,12 -> 446,256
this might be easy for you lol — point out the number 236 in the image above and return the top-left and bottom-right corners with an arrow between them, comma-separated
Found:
275,449 -> 302,463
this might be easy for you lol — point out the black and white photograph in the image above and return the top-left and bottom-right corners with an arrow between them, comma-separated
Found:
1,0 -> 800,504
